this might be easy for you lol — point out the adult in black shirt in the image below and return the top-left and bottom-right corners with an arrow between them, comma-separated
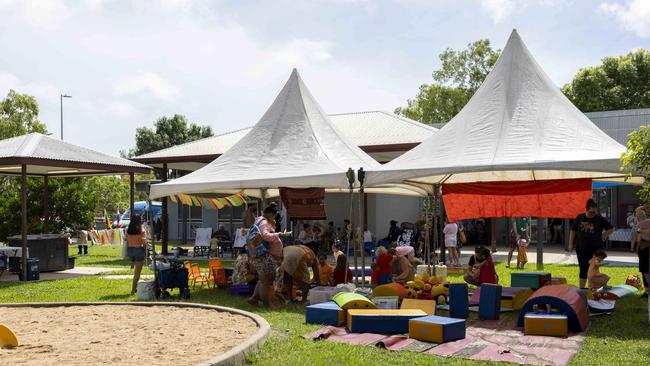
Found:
212,225 -> 231,241
569,199 -> 613,289
383,220 -> 401,243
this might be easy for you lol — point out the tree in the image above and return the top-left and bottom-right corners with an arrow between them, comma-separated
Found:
0,90 -> 46,139
622,126 -> 650,203
563,49 -> 650,112
396,39 -> 501,124
128,114 -> 213,157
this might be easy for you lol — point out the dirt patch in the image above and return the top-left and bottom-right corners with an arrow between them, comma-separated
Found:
0,305 -> 259,365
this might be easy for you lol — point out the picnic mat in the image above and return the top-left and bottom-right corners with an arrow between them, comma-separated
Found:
303,314 -> 587,366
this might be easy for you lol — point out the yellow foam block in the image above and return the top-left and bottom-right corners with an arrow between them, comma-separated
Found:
501,288 -> 534,310
552,277 -> 567,285
524,313 -> 568,337
400,298 -> 437,315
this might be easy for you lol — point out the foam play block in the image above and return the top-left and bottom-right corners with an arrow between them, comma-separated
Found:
332,292 -> 376,310
478,284 -> 502,320
448,283 -> 469,318
551,276 -> 567,285
373,296 -> 399,309
511,272 -> 551,289
347,309 -> 427,333
524,313 -> 568,337
307,286 -> 338,305
306,301 -> 346,326
373,283 -> 407,299
401,298 -> 437,315
408,315 -> 466,343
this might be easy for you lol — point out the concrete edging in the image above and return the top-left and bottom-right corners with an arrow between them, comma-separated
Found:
0,301 -> 271,366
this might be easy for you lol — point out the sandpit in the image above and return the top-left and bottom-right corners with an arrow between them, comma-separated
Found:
0,303 -> 268,366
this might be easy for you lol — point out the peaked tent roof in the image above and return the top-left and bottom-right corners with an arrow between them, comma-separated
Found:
367,30 -> 634,188
150,69 -> 381,199
0,132 -> 150,175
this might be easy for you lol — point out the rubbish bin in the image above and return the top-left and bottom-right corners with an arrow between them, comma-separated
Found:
67,256 -> 76,269
18,258 -> 40,281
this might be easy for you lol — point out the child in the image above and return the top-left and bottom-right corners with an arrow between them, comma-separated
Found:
370,263 -> 380,286
517,238 -> 528,269
588,250 -> 610,290
231,247 -> 255,285
317,253 -> 334,286
333,254 -> 353,285
332,243 -> 344,265
375,246 -> 393,285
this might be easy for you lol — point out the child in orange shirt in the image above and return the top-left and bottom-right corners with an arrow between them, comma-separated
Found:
317,253 -> 334,286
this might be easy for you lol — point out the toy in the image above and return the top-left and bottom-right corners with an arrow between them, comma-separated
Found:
401,298 -> 436,315
308,286 -> 338,305
551,276 -> 567,285
437,295 -> 446,305
517,285 -> 589,332
0,323 -> 19,348
347,309 -> 427,333
524,313 -> 568,337
448,283 -> 469,319
306,301 -> 346,326
626,274 -> 642,289
332,292 -> 376,310
511,272 -> 551,289
373,283 -> 407,299
373,296 -> 399,309
478,284 -> 502,320
406,288 -> 419,299
409,315 -> 465,343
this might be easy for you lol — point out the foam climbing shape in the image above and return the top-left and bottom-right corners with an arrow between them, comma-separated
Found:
448,283 -> 469,319
524,313 -> 568,337
409,315 -> 466,343
347,309 -> 427,333
517,285 -> 589,332
0,323 -> 19,347
331,292 -> 376,310
470,286 -> 533,310
306,301 -> 346,326
372,283 -> 407,299
401,298 -> 436,315
478,284 -> 502,320
511,272 -> 551,289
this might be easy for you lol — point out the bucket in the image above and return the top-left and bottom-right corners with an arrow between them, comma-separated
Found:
136,281 -> 156,301
416,265 -> 431,277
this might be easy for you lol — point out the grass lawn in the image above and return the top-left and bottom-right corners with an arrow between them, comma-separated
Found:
1,246 -> 649,365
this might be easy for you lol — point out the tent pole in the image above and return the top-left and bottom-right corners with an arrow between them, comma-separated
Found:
345,168 -> 355,285
358,168 -> 366,287
425,193 -> 432,271
129,173 -> 135,220
439,188 -> 446,264
43,175 -> 49,234
161,163 -> 168,255
536,217 -> 545,270
21,164 -> 28,281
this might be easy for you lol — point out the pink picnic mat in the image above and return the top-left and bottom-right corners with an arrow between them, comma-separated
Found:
303,315 -> 587,366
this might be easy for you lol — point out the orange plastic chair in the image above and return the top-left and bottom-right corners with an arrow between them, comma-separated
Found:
208,258 -> 228,288
190,263 -> 209,289
184,260 -> 194,281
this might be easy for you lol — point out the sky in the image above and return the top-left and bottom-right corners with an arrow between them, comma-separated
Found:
0,0 -> 648,156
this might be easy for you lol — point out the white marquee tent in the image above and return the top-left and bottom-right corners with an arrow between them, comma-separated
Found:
150,69 -> 383,199
366,30 -> 638,189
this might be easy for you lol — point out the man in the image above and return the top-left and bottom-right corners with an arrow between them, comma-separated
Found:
569,199 -> 614,289
213,225 -> 231,241
384,220 -> 400,243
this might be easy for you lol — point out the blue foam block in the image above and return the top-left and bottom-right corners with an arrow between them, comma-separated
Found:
449,283 -> 469,319
348,310 -> 427,333
409,315 -> 466,343
306,301 -> 345,326
478,283 -> 502,320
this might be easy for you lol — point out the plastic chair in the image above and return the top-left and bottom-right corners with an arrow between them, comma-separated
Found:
189,263 -> 209,289
207,258 -> 228,288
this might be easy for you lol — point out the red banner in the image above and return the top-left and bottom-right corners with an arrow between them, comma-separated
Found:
280,187 -> 326,220
442,179 -> 592,221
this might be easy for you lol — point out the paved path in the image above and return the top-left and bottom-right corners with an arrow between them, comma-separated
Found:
0,266 -> 117,282
460,246 -> 639,267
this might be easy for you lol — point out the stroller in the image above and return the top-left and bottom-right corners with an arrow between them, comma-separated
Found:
396,222 -> 416,247
151,255 -> 190,300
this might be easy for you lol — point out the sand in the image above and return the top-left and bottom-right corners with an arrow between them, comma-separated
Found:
0,305 -> 259,365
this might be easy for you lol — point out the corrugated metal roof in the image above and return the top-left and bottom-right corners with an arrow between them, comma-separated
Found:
586,108 -> 650,145
0,132 -> 150,174
134,111 -> 437,161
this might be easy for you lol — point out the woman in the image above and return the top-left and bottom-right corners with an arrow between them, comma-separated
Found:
464,247 -> 497,286
126,215 -> 147,294
281,244 -> 319,303
246,203 -> 290,307
443,219 -> 460,267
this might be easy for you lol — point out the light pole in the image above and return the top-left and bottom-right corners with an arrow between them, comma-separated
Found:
60,94 -> 71,140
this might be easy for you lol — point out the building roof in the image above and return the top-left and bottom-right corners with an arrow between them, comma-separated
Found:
368,29 -> 632,187
585,108 -> 650,146
150,69 -> 381,198
133,110 -> 437,169
0,132 -> 150,176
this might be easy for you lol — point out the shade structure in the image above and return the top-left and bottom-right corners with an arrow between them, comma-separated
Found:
366,29 -> 634,187
150,69 -> 381,199
0,132 -> 150,281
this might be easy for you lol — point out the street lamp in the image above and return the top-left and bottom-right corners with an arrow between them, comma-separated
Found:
60,94 -> 72,140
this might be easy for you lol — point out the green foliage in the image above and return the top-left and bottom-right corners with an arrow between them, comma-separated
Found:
87,176 -> 130,217
396,39 -> 500,124
0,89 -> 46,138
563,49 -> 650,112
128,114 -> 213,157
622,125 -> 650,202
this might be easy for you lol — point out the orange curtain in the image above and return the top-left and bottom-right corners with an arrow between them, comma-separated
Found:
442,178 -> 592,221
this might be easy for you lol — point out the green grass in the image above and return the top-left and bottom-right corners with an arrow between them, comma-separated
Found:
1,248 -> 648,365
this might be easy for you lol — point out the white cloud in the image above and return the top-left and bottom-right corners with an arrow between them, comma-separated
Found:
108,101 -> 137,117
272,39 -> 334,65
0,72 -> 59,102
0,0 -> 70,30
479,0 -> 516,23
112,72 -> 179,101
599,0 -> 650,38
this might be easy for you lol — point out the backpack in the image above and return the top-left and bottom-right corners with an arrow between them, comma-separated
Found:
246,217 -> 270,258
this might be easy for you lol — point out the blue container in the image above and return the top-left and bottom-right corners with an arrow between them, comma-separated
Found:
19,258 -> 39,281
449,283 -> 469,319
